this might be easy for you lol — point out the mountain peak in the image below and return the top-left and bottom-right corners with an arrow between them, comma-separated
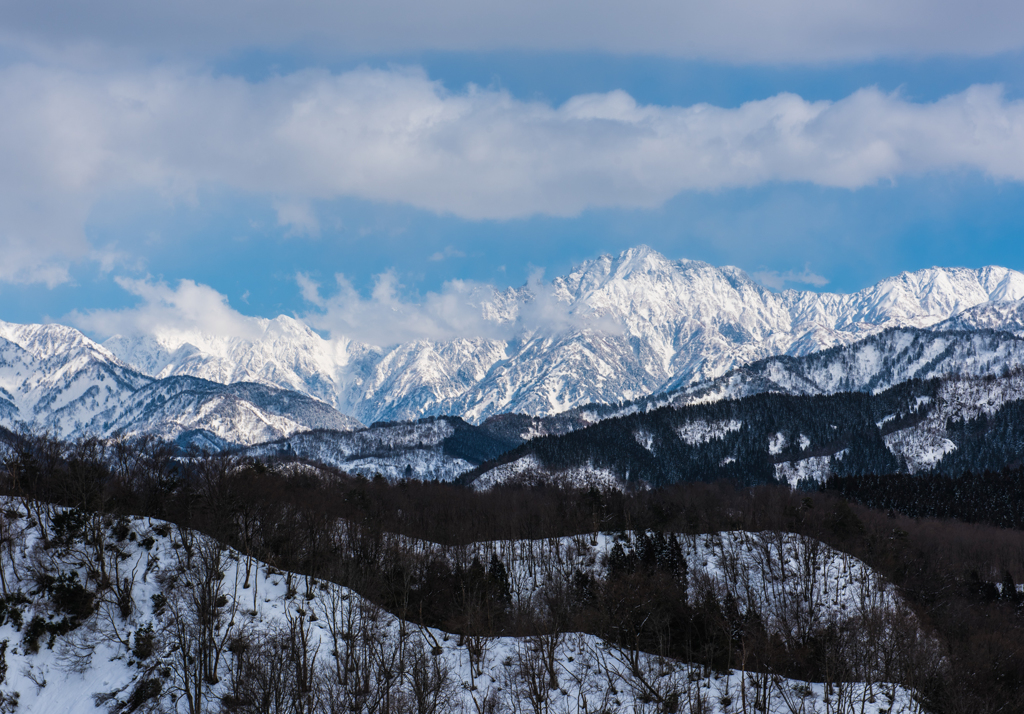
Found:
69,248 -> 1024,426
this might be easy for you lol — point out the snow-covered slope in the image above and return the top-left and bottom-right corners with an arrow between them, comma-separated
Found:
521,327 -> 1024,445
242,415 -> 520,481
101,247 -> 1024,424
934,299 -> 1024,335
0,499 -> 922,713
673,328 -> 1024,405
0,320 -> 362,446
470,454 -> 625,491
91,376 -> 363,447
0,321 -> 152,436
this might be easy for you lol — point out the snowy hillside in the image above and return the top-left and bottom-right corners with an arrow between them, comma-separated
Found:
874,371 -> 1024,475
99,247 -> 1024,424
90,376 -> 363,448
470,454 -> 625,491
444,528 -> 911,649
0,498 -> 923,713
242,415 -> 519,481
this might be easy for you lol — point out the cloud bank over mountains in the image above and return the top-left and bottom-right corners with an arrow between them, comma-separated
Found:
4,64 -> 1024,284
71,267 -> 618,347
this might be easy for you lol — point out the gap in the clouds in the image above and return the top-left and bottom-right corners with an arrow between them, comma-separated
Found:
210,48 -> 1024,108
6,174 -> 1024,331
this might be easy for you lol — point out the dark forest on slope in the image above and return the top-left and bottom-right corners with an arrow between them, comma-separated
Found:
463,377 -> 1024,487
464,383 -> 933,486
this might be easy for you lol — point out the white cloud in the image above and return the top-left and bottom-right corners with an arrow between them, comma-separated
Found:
753,265 -> 830,290
296,271 -> 514,345
64,267 -> 617,347
428,246 -> 466,261
6,64 -> 1024,283
4,0 -> 1024,63
295,272 -> 325,308
296,267 -> 624,345
68,277 -> 266,341
273,198 -> 320,237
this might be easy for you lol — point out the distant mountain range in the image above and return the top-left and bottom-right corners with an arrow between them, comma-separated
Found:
102,245 -> 1024,425
3,246 -> 1024,473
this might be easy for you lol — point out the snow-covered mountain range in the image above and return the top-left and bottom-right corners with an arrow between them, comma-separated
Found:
4,245 -> 1024,450
101,246 -> 1024,425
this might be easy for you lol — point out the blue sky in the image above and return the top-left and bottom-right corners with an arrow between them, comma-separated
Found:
3,0 -> 1024,341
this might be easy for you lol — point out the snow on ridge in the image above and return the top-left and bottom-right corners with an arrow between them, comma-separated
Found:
885,430 -> 956,472
241,417 -> 479,482
677,419 -> 742,445
775,454 -> 841,486
875,371 -> 1024,473
471,455 -> 624,491
634,428 -> 655,451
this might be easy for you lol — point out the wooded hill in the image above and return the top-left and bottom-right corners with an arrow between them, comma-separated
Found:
464,375 -> 1024,488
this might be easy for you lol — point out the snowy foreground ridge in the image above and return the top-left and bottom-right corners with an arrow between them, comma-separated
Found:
0,499 -> 925,713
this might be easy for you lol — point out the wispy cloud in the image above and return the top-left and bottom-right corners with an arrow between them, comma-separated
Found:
296,267 -> 624,345
295,271 -> 511,344
429,246 -> 466,262
66,265 -> 625,347
273,199 -> 320,237
5,64 -> 1024,283
753,265 -> 830,290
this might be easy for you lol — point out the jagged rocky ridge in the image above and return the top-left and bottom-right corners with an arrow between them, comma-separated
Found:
101,246 -> 1024,424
